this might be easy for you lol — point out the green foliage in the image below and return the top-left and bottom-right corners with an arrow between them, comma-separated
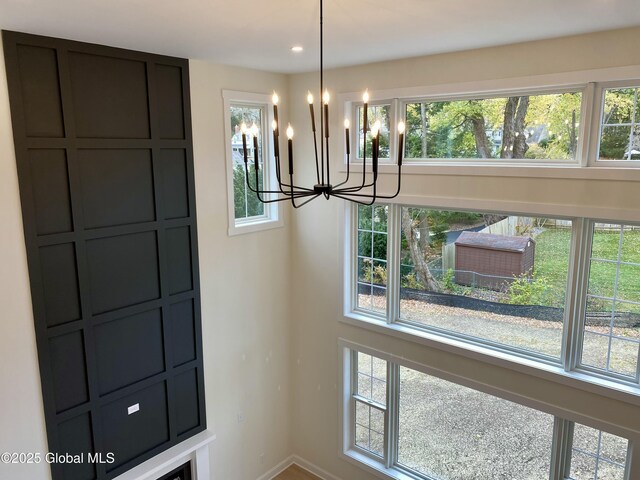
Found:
233,164 -> 264,219
403,92 -> 581,160
429,222 -> 448,249
360,258 -> 388,286
443,268 -> 456,291
506,271 -> 552,306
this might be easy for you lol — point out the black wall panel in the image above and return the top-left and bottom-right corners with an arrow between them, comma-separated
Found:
3,31 -> 206,480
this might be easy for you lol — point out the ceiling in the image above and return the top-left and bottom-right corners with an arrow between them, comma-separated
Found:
1,0 -> 640,73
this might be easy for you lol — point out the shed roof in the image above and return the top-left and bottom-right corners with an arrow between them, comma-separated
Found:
454,231 -> 533,253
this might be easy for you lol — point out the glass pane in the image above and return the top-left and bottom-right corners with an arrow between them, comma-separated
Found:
398,366 -> 554,479
602,88 -> 636,124
357,104 -> 391,159
599,125 -> 632,160
354,400 -> 385,457
582,223 -> 640,377
569,424 -> 628,480
399,208 -> 570,358
356,352 -> 387,405
230,105 -> 265,219
357,204 -> 388,314
403,91 -> 581,160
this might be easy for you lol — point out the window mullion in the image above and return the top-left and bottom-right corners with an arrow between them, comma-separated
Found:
385,360 -> 400,469
625,439 -> 638,480
386,203 -> 402,324
564,218 -> 592,372
577,82 -> 596,167
550,418 -> 573,480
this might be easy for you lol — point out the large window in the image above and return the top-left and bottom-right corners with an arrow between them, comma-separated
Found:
343,346 -> 632,480
403,91 -> 582,161
223,91 -> 282,235
348,204 -> 640,390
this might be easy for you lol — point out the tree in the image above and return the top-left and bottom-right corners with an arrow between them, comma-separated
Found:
402,209 -> 440,291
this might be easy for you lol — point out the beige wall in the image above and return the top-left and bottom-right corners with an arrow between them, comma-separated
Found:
189,61 -> 292,480
0,44 -> 294,479
289,27 -> 640,479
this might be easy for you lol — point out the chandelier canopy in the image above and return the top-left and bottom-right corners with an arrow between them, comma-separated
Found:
240,0 -> 405,207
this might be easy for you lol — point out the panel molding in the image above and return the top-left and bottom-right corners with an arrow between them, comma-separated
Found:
2,30 -> 206,480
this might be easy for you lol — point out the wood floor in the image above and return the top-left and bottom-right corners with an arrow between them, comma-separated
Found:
273,464 -> 322,480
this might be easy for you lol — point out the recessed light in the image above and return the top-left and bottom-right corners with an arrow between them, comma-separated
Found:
291,46 -> 303,53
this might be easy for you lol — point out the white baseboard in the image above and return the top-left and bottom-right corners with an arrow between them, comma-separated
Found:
290,455 -> 343,480
256,455 -> 295,480
255,454 -> 343,480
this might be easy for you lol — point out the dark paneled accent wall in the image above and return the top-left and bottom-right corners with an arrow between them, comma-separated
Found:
3,31 -> 206,480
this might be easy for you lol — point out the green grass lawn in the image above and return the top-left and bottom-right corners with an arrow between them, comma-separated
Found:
535,227 -> 640,312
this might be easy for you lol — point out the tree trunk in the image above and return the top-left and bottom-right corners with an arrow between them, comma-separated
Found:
470,115 -> 493,158
402,209 -> 440,291
513,96 -> 529,158
420,103 -> 428,158
501,96 -> 529,158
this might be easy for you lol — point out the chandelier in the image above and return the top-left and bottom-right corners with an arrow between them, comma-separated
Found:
240,0 -> 405,207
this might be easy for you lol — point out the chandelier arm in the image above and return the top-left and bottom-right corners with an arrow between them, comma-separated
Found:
272,150 -> 316,192
331,192 -> 378,206
332,151 -> 350,188
333,165 -> 402,199
289,173 -> 321,208
244,161 -> 313,195
291,192 -> 322,209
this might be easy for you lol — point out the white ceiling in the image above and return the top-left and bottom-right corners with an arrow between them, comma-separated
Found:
1,0 -> 640,73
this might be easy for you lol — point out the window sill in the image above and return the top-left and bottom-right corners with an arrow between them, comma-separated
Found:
227,216 -> 284,236
340,312 -> 640,408
338,163 -> 640,181
341,450 -> 412,480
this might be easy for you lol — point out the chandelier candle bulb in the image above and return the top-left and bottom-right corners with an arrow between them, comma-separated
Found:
344,118 -> 350,155
397,121 -> 405,166
362,90 -> 369,133
308,92 -> 316,133
272,92 -> 279,133
272,120 -> 279,158
241,122 -> 248,164
286,124 -> 294,175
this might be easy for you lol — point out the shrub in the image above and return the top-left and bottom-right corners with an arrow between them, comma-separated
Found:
506,271 -> 551,306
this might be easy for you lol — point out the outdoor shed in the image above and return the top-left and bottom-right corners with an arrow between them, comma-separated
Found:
454,231 -> 535,290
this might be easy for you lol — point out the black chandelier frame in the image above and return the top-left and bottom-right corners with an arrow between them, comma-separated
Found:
240,0 -> 405,208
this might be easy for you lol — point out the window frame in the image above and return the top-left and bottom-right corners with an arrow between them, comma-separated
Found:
342,202 -> 640,406
339,340 -> 636,480
222,90 -> 283,236
351,100 -> 397,163
396,85 -> 589,166
588,80 -> 640,168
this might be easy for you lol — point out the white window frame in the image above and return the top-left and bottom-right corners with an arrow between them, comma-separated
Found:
342,201 -> 640,408
393,86 -> 589,167
223,90 -> 283,236
339,339 -> 637,480
588,80 -> 640,168
351,100 -> 397,164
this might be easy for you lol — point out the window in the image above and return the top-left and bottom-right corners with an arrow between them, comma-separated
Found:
598,87 -> 640,161
346,204 -> 640,391
398,207 -> 571,359
342,344 -> 632,480
223,91 -> 282,235
580,223 -> 640,379
403,91 -> 582,162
